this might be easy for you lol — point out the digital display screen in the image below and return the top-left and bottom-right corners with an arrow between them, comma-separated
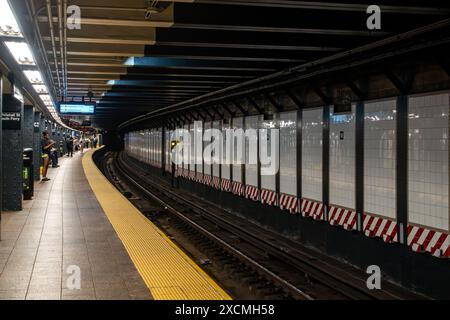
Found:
59,103 -> 95,115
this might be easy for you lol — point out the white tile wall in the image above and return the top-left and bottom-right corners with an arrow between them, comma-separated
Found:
330,105 -> 356,210
364,100 -> 397,219
183,124 -> 190,171
195,122 -> 203,174
213,121 -> 221,178
280,111 -> 297,196
246,115 -> 261,187
190,124 -> 195,171
408,93 -> 449,231
232,117 -> 244,183
222,122 -> 231,180
302,108 -> 323,201
204,122 -> 212,175
261,119 -> 277,191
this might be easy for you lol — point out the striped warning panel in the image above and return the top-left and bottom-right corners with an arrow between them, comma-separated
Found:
279,194 -> 298,214
232,181 -> 244,196
261,189 -> 277,206
195,172 -> 204,183
300,198 -> 324,221
407,225 -> 450,258
189,170 -> 196,181
328,206 -> 357,231
363,213 -> 398,243
211,176 -> 221,189
245,185 -> 260,201
221,178 -> 231,192
203,174 -> 212,186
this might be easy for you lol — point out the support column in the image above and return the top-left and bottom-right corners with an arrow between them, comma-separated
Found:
161,126 -> 166,176
2,94 -> 24,211
296,109 -> 302,201
355,102 -> 365,231
23,105 -> 34,149
33,111 -> 42,181
396,95 -> 408,244
0,76 -> 3,239
322,105 -> 330,220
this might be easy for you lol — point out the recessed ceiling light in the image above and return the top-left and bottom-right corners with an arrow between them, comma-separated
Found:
4,42 -> 35,65
0,0 -> 22,38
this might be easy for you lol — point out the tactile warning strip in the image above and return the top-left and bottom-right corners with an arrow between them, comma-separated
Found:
82,149 -> 231,300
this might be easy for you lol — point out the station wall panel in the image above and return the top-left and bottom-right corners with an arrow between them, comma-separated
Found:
213,121 -> 221,179
183,124 -> 190,173
195,122 -> 203,178
408,93 -> 449,231
190,123 -> 195,174
165,130 -> 171,171
301,108 -> 323,202
280,111 -> 297,196
364,100 -> 397,219
245,115 -> 261,187
204,122 -> 212,178
232,117 -> 244,183
260,118 -> 277,192
329,105 -> 356,210
222,121 -> 231,181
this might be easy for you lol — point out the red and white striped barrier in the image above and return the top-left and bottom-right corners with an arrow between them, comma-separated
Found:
279,194 -> 298,214
328,206 -> 357,231
407,225 -> 450,258
261,189 -> 277,206
221,179 -> 231,192
362,214 -> 398,243
232,181 -> 244,196
195,172 -> 203,183
300,198 -> 324,221
212,176 -> 221,189
203,174 -> 212,186
245,185 -> 260,201
189,170 -> 196,181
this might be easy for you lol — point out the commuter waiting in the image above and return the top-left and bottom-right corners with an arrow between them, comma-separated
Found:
66,136 -> 74,157
41,131 -> 54,181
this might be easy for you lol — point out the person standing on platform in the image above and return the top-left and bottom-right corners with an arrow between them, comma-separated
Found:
41,131 -> 54,181
67,136 -> 74,157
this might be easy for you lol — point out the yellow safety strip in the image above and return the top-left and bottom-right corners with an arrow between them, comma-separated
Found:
82,148 -> 231,300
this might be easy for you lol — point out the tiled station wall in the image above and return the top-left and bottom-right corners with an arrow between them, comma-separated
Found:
125,91 -> 450,258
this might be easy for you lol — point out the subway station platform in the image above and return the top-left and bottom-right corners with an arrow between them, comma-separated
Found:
0,150 -> 230,300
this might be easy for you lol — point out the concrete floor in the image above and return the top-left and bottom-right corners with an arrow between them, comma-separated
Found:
0,151 -> 152,300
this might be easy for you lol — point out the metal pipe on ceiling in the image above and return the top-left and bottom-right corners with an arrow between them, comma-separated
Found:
25,0 -> 58,101
57,0 -> 66,98
63,0 -> 68,100
46,0 -> 62,97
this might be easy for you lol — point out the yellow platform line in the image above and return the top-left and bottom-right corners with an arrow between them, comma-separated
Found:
82,149 -> 231,300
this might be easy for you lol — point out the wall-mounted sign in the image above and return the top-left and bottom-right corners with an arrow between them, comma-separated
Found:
2,94 -> 22,130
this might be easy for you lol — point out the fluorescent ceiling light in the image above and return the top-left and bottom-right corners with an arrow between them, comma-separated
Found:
23,70 -> 44,84
5,42 -> 35,65
33,85 -> 48,94
0,0 -> 22,38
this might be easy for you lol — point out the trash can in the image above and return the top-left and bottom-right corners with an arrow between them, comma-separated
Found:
23,148 -> 34,200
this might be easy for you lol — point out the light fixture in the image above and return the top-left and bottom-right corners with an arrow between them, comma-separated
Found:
23,70 -> 44,84
4,42 -> 36,65
0,0 -> 22,38
33,85 -> 48,94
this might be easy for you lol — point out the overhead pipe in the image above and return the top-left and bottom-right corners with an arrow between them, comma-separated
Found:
25,0 -> 58,100
45,0 -> 62,97
57,0 -> 66,98
63,0 -> 68,100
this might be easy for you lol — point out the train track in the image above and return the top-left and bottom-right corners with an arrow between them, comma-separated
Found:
96,149 -> 419,300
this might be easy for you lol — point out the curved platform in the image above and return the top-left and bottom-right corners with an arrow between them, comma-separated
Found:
82,148 -> 231,300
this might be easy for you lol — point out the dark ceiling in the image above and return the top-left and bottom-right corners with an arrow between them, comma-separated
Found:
13,0 -> 450,129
